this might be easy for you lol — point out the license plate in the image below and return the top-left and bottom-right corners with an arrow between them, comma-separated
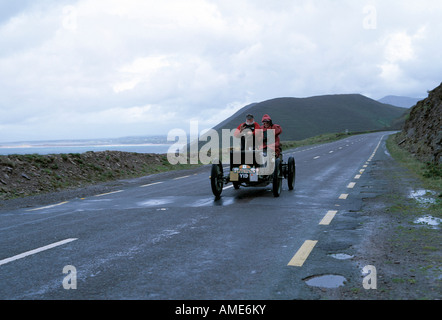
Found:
250,173 -> 258,182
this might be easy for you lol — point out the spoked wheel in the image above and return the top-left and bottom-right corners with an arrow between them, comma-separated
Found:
287,156 -> 296,190
272,158 -> 283,197
211,162 -> 224,198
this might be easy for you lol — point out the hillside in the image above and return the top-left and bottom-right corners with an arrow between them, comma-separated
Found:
395,82 -> 442,163
212,94 -> 407,141
378,95 -> 422,108
0,151 -> 197,201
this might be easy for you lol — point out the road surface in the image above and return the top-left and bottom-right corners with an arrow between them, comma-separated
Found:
0,131 -> 393,299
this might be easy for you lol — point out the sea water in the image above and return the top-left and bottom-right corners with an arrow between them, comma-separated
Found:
0,144 -> 176,155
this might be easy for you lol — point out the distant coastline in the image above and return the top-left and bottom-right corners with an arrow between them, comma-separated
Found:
0,143 -> 176,155
0,135 -> 181,155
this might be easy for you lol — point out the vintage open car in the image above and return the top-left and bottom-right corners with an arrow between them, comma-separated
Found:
210,137 -> 295,198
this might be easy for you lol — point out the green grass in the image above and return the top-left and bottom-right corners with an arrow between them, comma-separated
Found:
386,134 -> 441,195
281,132 -> 358,150
383,133 -> 441,294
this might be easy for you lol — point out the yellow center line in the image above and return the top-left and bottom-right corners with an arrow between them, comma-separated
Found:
319,210 -> 338,225
288,240 -> 318,267
347,182 -> 356,189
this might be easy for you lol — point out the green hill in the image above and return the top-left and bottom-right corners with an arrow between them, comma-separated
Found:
213,94 -> 407,141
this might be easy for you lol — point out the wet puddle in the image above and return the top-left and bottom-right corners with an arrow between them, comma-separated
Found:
138,198 -> 175,207
409,189 -> 437,205
414,215 -> 441,229
303,275 -> 346,289
328,253 -> 354,260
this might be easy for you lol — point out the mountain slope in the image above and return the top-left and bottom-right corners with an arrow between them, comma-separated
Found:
212,94 -> 407,141
378,95 -> 422,108
395,83 -> 442,163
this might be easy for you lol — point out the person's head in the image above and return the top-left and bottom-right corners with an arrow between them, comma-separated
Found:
245,114 -> 254,126
262,114 -> 272,128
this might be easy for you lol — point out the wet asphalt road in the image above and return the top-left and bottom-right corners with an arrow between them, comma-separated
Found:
0,131 -> 394,299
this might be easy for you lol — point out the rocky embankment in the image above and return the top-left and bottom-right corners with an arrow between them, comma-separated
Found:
0,151 -> 178,200
395,82 -> 442,163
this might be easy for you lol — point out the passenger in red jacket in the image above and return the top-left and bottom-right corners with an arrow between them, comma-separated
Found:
261,114 -> 282,158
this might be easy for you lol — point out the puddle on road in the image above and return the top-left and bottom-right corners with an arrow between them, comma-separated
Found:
138,198 -> 175,207
409,189 -> 437,205
304,275 -> 347,289
328,253 -> 354,260
414,215 -> 441,229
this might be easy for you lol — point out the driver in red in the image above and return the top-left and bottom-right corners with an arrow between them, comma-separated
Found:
261,114 -> 282,158
234,114 -> 262,150
234,114 -> 261,138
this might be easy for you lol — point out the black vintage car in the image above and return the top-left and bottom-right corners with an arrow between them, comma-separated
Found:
210,144 -> 295,199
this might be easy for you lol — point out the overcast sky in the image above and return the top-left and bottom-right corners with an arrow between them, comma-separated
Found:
1,0 -> 441,143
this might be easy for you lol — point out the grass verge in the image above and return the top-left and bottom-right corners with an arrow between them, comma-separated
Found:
281,132 -> 357,150
383,134 -> 441,299
386,133 -> 441,195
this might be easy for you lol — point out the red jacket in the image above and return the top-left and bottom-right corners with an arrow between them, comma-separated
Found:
261,114 -> 282,156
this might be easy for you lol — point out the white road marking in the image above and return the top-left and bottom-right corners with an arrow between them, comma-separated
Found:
94,190 -> 123,197
0,238 -> 78,266
339,194 -> 349,199
26,201 -> 69,212
223,185 -> 234,190
140,182 -> 163,188
313,156 -> 320,159
173,175 -> 190,180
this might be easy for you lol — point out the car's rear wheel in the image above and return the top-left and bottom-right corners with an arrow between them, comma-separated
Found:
287,156 -> 295,190
273,158 -> 282,197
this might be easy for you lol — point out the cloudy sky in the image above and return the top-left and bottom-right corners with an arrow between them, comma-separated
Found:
1,0 -> 441,143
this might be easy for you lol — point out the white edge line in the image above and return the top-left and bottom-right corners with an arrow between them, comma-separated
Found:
94,190 -> 123,197
26,201 -> 69,212
0,238 -> 78,266
173,175 -> 191,180
140,182 -> 163,188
